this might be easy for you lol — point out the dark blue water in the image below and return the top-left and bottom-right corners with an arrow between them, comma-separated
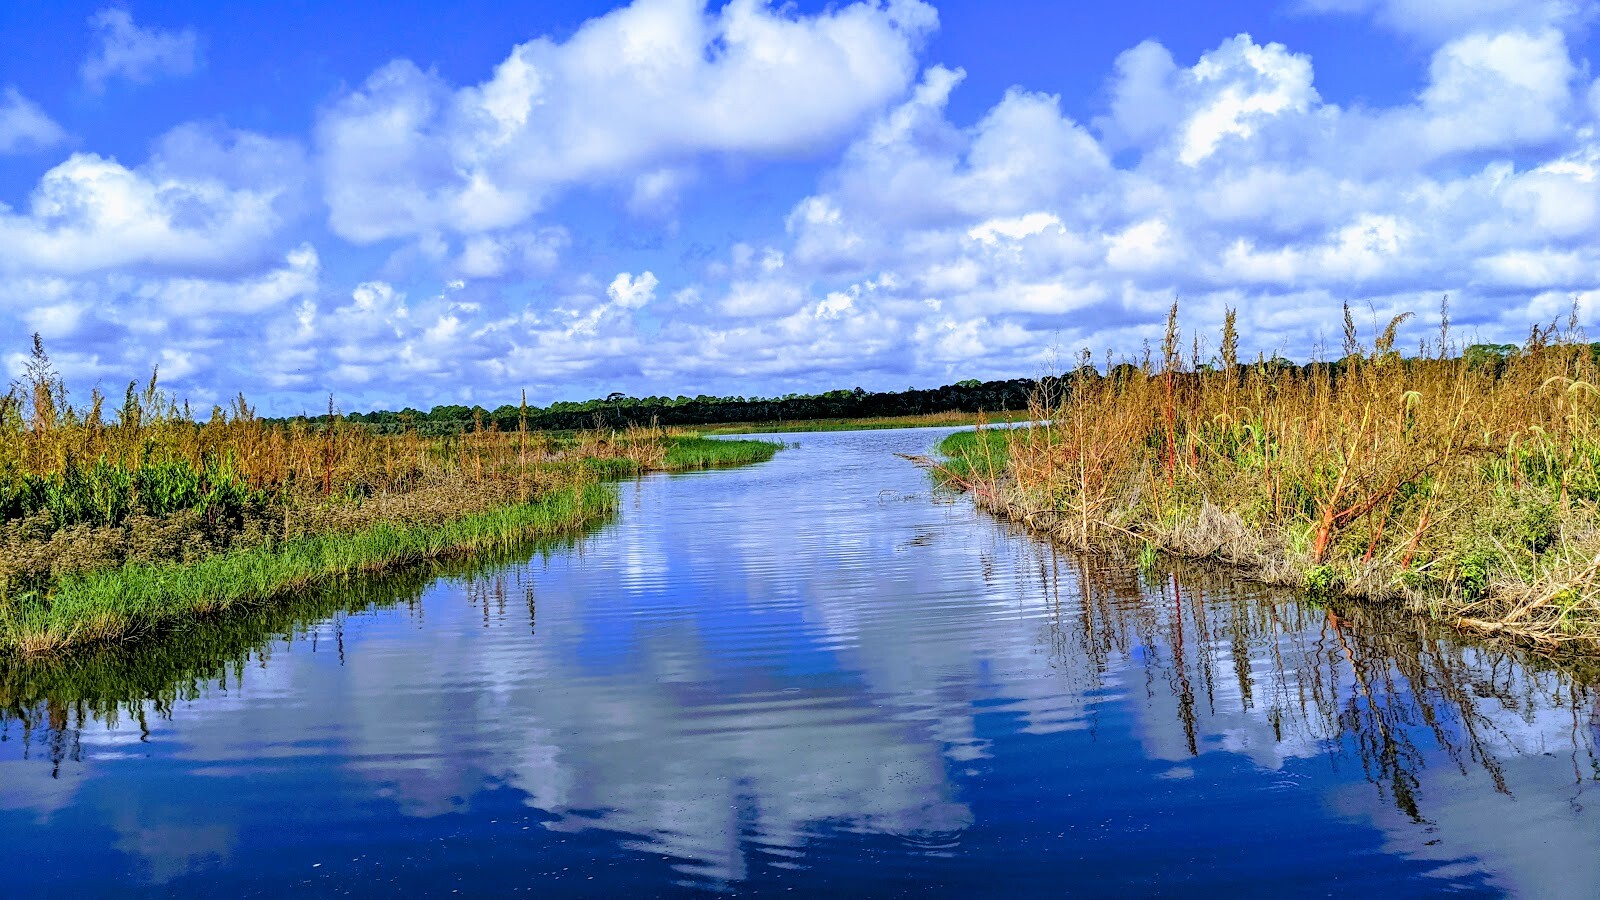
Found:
3,428 -> 1598,897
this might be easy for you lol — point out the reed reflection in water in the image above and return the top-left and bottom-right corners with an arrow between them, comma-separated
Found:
1,428 -> 1597,896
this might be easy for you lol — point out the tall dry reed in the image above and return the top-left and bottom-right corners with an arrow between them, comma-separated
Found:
0,336 -> 772,629
943,302 -> 1600,649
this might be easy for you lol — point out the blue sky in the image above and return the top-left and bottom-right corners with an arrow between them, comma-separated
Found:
1,1 -> 1598,414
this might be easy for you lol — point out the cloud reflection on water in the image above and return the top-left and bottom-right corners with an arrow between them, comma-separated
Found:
1,429 -> 1597,892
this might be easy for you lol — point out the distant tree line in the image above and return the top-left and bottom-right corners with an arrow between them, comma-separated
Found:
267,340 -> 1545,435
281,377 -> 1042,434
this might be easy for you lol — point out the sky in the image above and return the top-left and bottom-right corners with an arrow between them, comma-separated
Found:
1,1 -> 1598,415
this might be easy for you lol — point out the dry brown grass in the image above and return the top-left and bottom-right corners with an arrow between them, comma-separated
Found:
0,338 -> 750,616
941,302 -> 1600,651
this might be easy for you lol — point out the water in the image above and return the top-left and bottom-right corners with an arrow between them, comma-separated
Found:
3,428 -> 1599,897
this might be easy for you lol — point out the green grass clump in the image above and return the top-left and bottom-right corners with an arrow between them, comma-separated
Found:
935,429 -> 1011,485
579,456 -> 644,479
0,481 -> 616,654
662,436 -> 781,470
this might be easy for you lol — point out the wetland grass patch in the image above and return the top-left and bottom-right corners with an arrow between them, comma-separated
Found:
0,339 -> 780,655
936,303 -> 1600,651
1,482 -> 615,654
662,435 -> 782,469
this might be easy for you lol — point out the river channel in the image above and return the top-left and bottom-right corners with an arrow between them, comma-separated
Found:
3,427 -> 1598,896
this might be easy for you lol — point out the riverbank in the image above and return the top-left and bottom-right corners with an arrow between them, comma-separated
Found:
0,482 -> 617,654
4,418 -> 1595,895
931,307 -> 1600,652
703,410 -> 1029,435
0,344 -> 779,655
1,434 -> 778,656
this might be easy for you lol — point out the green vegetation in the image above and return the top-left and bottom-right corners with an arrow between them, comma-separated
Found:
935,302 -> 1600,652
0,337 -> 779,655
0,532 -> 600,725
934,429 -> 1010,485
662,435 -> 782,469
328,379 -> 1038,434
1,482 -> 615,655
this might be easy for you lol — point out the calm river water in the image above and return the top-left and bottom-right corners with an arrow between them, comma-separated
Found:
3,428 -> 1599,896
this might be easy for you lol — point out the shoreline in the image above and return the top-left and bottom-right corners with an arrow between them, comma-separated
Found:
929,429 -> 1600,658
2,482 -> 617,656
1,436 -> 780,657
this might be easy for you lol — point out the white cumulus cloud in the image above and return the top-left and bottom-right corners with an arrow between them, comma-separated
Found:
743,26 -> 1600,385
0,125 -> 307,277
607,271 -> 659,308
1415,29 -> 1578,156
1177,36 -> 1317,166
13,9 -> 1600,413
316,0 -> 937,243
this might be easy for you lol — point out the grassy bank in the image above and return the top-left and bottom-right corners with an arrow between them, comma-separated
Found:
0,339 -> 780,655
0,535 -> 606,726
0,482 -> 615,655
2,433 -> 776,656
934,305 -> 1600,652
703,410 -> 1029,435
934,429 -> 1012,485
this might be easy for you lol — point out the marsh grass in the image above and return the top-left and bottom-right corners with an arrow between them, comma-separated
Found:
0,528 -> 602,736
0,338 -> 781,654
933,428 -> 1010,487
662,435 -> 783,469
0,482 -> 616,655
937,303 -> 1600,651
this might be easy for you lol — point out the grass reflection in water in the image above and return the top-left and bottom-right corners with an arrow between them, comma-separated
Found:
0,523 -> 603,767
4,508 -> 1598,843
